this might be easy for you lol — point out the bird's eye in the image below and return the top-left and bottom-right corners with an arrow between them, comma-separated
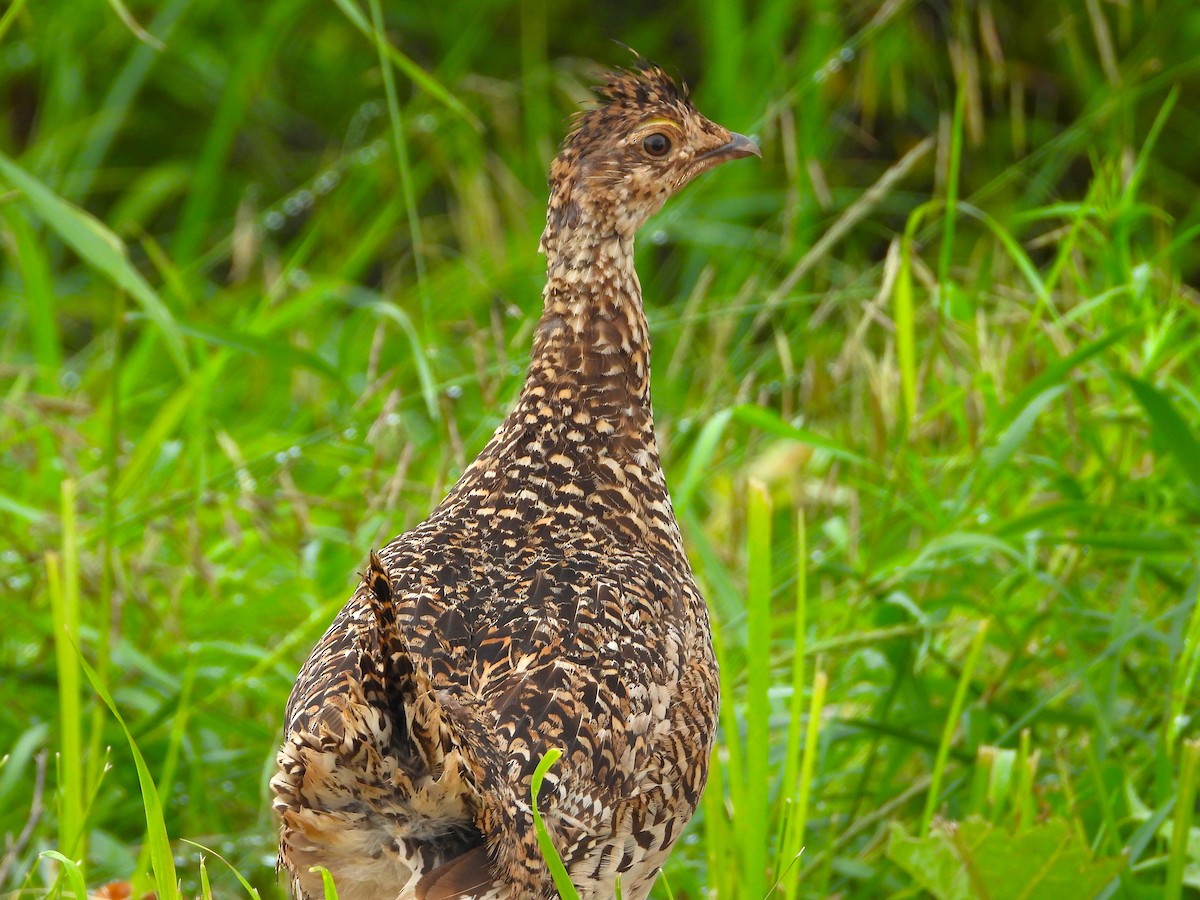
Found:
642,133 -> 672,157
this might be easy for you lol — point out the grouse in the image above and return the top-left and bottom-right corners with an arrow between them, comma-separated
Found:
271,60 -> 759,900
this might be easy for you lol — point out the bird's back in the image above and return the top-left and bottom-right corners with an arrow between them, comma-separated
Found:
275,423 -> 716,898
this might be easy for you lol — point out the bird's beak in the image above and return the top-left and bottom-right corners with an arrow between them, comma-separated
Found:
699,132 -> 762,163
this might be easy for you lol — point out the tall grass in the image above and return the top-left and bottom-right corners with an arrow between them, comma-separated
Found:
2,0 -> 1199,897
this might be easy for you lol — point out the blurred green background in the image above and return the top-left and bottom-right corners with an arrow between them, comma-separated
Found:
2,0 -> 1199,896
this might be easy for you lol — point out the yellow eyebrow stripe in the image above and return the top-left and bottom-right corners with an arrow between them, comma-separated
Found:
636,117 -> 682,133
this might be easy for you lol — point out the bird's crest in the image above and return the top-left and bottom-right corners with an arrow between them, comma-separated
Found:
595,60 -> 689,107
560,59 -> 695,152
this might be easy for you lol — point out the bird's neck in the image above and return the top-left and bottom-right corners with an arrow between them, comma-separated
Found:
523,231 -> 652,421
436,227 -> 675,546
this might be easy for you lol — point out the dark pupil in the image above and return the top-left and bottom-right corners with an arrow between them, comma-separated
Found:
643,133 -> 670,156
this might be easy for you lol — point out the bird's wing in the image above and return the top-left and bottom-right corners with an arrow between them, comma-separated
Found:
413,846 -> 499,899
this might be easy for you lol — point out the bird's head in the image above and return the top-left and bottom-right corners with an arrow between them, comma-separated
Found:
540,61 -> 760,257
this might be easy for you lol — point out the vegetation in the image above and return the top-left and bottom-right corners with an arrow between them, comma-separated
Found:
2,0 -> 1199,896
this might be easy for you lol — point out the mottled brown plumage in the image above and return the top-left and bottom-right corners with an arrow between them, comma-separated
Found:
271,60 -> 759,900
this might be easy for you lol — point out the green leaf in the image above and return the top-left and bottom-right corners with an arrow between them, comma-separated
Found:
730,403 -> 867,464
675,403 -> 869,518
0,0 -> 30,44
0,151 -> 189,375
984,327 -> 1139,444
114,378 -> 199,499
674,407 -> 733,516
888,817 -> 1126,900
39,850 -> 90,899
0,490 -> 46,524
887,821 -> 972,900
365,298 -> 442,422
2,207 -> 62,389
177,320 -> 350,392
981,385 -> 1066,482
1120,375 -> 1200,489
911,532 -> 1023,572
959,204 -> 1050,308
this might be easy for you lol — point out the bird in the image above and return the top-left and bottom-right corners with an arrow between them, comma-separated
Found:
271,58 -> 760,900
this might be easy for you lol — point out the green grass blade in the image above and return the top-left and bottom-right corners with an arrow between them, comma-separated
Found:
983,324 -> 1141,443
2,207 -> 62,391
327,0 -> 480,129
75,651 -> 179,895
742,480 -> 772,897
710,612 -> 745,897
702,735 -> 732,898
1120,375 -> 1200,489
366,297 -> 441,421
894,233 -> 917,422
1168,573 -> 1200,749
730,404 -> 867,465
937,82 -> 965,293
0,0 -> 31,43
519,0 -> 550,177
310,865 -> 340,900
782,668 -> 825,900
973,385 -> 1067,498
38,850 -> 88,899
199,853 -> 212,900
1121,85 -> 1179,207
366,0 -> 432,348
180,839 -> 263,899
176,319 -> 349,390
921,619 -> 990,835
1164,740 -> 1200,900
66,0 -> 192,203
775,511 -> 807,873
47,480 -> 84,861
113,378 -> 200,498
674,408 -> 733,516
101,0 -> 164,48
958,204 -> 1050,309
0,151 -> 189,375
531,747 -> 579,899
